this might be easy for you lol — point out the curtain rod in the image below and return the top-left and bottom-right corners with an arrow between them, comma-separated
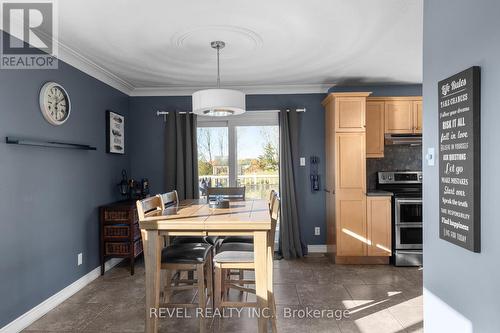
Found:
156,108 -> 306,117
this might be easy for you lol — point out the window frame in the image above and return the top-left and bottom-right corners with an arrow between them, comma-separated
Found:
197,111 -> 279,187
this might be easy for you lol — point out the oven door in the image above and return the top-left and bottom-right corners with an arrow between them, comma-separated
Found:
395,223 -> 423,249
395,197 -> 423,249
395,198 -> 422,223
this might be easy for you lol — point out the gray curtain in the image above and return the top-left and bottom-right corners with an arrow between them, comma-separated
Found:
279,109 -> 306,259
164,112 -> 199,200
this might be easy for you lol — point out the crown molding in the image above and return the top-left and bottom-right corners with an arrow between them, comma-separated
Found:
57,42 -> 134,95
130,83 -> 333,97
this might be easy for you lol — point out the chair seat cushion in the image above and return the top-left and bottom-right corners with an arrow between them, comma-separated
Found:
213,251 -> 254,263
222,236 -> 253,244
218,242 -> 254,253
172,236 -> 207,245
161,243 -> 212,264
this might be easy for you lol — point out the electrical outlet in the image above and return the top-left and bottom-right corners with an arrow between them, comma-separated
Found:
314,227 -> 320,236
77,253 -> 83,266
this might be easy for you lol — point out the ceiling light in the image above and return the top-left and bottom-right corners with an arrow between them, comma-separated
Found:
192,41 -> 246,116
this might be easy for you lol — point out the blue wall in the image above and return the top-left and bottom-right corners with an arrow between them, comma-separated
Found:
129,94 -> 327,245
0,33 -> 130,327
329,84 -> 422,96
423,0 -> 500,332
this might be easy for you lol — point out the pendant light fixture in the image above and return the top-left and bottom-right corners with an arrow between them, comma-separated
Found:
192,41 -> 246,116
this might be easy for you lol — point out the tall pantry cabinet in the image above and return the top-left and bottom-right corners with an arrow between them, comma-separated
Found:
322,93 -> 370,260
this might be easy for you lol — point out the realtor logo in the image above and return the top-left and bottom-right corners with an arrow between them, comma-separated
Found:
1,0 -> 58,69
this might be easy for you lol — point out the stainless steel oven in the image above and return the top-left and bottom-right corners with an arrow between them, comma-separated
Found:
377,171 -> 423,267
395,198 -> 423,250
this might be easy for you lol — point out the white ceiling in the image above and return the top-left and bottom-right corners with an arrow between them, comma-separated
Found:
55,0 -> 422,95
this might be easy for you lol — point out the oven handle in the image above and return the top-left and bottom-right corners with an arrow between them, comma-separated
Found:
395,223 -> 423,227
395,198 -> 422,204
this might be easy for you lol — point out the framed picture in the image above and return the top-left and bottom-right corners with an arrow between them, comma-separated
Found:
106,110 -> 125,154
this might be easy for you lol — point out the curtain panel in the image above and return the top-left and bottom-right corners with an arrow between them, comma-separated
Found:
164,112 -> 199,200
279,109 -> 306,259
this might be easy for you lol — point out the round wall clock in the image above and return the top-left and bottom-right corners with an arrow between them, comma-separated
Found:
39,82 -> 71,126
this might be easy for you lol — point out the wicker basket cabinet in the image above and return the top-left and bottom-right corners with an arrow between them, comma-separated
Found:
100,200 -> 143,275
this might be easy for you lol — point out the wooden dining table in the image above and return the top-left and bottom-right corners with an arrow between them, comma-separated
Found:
139,199 -> 273,333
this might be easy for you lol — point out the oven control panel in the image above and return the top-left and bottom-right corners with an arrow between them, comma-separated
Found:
378,171 -> 423,184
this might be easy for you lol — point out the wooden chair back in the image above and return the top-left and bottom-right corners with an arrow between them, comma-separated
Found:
206,187 -> 245,203
136,196 -> 163,220
268,189 -> 276,213
269,195 -> 280,253
158,190 -> 179,209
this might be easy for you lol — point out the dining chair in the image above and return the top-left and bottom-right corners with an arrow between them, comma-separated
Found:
212,194 -> 280,333
218,190 -> 277,285
136,197 -> 214,332
206,186 -> 246,203
221,189 -> 276,245
158,190 -> 179,208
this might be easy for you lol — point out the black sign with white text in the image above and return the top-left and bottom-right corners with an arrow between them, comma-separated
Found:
438,67 -> 481,253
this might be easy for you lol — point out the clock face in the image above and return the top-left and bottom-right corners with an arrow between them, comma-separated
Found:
39,82 -> 71,125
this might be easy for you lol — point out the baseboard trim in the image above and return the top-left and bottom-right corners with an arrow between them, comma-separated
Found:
0,258 -> 124,333
308,245 -> 328,253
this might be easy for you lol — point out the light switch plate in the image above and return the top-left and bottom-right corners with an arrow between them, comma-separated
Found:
300,157 -> 306,166
426,147 -> 435,166
77,253 -> 83,266
314,227 -> 320,236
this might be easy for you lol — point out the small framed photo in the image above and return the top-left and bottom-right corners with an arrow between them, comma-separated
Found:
106,110 -> 125,154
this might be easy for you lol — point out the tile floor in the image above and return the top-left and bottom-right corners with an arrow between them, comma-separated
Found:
24,255 -> 423,333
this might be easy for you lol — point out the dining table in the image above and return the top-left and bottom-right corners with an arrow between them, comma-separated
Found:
139,198 -> 274,333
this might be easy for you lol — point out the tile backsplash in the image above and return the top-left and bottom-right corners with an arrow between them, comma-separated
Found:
366,145 -> 423,189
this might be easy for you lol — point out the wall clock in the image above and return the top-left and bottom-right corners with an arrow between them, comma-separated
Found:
39,82 -> 71,126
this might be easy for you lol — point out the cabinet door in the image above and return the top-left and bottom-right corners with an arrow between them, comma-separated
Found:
335,133 -> 366,192
385,101 -> 413,133
325,191 -> 336,253
366,101 -> 385,158
367,196 -> 392,256
413,100 -> 423,134
336,193 -> 367,256
335,97 -> 366,132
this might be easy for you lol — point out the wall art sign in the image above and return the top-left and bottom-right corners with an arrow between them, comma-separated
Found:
106,110 -> 125,154
438,66 -> 480,252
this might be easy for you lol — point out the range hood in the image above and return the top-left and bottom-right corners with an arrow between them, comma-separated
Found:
385,133 -> 422,146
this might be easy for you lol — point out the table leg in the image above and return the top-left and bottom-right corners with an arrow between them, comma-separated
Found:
254,231 -> 269,333
268,244 -> 277,333
142,229 -> 162,333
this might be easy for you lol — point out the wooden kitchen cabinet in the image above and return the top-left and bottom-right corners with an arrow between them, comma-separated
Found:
376,97 -> 422,134
413,100 -> 423,133
335,133 -> 366,191
334,95 -> 366,132
322,92 -> 371,261
385,100 -> 414,133
367,196 -> 392,257
366,101 -> 385,158
336,194 -> 367,256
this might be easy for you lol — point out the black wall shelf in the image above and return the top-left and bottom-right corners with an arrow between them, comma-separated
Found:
5,136 -> 97,151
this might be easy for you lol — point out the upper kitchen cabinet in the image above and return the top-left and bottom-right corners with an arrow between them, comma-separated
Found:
366,101 -> 385,158
413,100 -> 423,133
385,99 -> 414,133
379,97 -> 423,134
323,93 -> 371,132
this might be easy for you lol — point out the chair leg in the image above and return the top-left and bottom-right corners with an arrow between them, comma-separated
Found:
206,253 -> 214,309
164,269 -> 172,303
238,269 -> 245,295
197,263 -> 206,333
214,266 -> 222,311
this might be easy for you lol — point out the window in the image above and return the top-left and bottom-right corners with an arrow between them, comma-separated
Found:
197,112 -> 279,200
